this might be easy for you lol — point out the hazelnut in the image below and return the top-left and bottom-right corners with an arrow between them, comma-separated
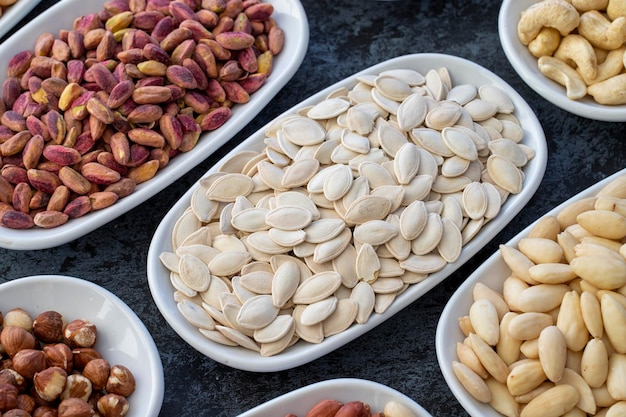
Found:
105,365 -> 135,398
0,382 -> 18,411
34,366 -> 68,402
3,308 -> 33,331
12,349 -> 47,380
16,393 -> 36,413
0,369 -> 26,392
43,343 -> 73,373
63,320 -> 97,348
33,405 -> 59,417
82,359 -> 110,392
3,409 -> 31,417
0,326 -> 38,358
0,358 -> 13,370
58,397 -> 95,417
33,311 -> 64,343
71,348 -> 102,371
61,374 -> 92,402
96,393 -> 129,417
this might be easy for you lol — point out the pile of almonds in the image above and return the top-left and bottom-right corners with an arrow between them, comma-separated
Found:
452,174 -> 626,417
0,0 -> 18,18
290,398 -> 418,417
0,307 -> 136,417
0,0 -> 285,230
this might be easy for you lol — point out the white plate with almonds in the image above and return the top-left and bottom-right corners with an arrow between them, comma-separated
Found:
436,168 -> 626,417
0,0 -> 42,40
499,0 -> 626,121
0,275 -> 164,416
237,378 -> 432,417
0,0 -> 309,250
147,52 -> 548,372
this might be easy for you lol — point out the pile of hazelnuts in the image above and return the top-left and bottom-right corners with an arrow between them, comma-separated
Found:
0,307 -> 135,417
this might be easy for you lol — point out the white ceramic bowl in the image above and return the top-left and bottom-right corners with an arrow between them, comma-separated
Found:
436,167 -> 626,417
0,275 -> 164,416
0,0 -> 42,40
237,378 -> 432,417
0,0 -> 309,250
499,0 -> 626,121
147,53 -> 548,372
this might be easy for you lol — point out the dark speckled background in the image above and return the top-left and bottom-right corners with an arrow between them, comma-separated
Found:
1,0 -> 625,416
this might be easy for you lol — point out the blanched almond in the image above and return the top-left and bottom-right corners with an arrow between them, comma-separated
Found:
528,215 -> 560,240
581,291 -> 604,339
506,359 -> 546,396
581,338 -> 609,388
452,361 -> 491,403
517,284 -> 568,313
502,275 -> 529,312
499,244 -> 537,284
571,254 -> 626,290
485,377 -> 520,417
555,368 -> 597,414
557,291 -> 589,352
472,282 -> 510,320
520,384 -> 579,417
469,298 -> 500,346
606,401 -> 626,417
557,230 -> 579,264
600,294 -> 626,354
538,326 -> 567,383
496,312 -> 522,366
528,263 -> 577,285
576,209 -> 626,240
607,353 -> 626,401
556,197 -> 597,229
457,341 -> 489,379
508,312 -> 553,340
467,332 -> 509,383
518,237 -> 564,264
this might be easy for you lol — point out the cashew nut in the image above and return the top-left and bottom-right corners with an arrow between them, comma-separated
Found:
528,27 -> 562,57
572,0 -> 609,11
517,0 -> 581,45
578,10 -> 626,50
607,0 -> 626,20
587,73 -> 626,103
553,34 -> 599,81
538,56 -> 588,99
587,46 -> 626,84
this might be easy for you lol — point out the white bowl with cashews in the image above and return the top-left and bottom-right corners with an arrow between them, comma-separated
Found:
436,168 -> 626,417
499,0 -> 626,121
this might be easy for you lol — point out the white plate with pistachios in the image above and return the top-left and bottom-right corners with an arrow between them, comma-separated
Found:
0,0 -> 42,40
0,274 -> 164,416
0,0 -> 309,250
147,52 -> 548,372
499,0 -> 626,121
237,378 -> 432,417
436,168 -> 626,416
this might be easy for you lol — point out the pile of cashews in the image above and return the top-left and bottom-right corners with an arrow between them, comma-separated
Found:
517,0 -> 626,105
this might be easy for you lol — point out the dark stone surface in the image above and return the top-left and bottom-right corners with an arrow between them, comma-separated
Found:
1,0 -> 625,416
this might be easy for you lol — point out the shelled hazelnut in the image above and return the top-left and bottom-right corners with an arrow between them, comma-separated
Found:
0,308 -> 135,416
33,311 -> 64,343
63,320 -> 97,348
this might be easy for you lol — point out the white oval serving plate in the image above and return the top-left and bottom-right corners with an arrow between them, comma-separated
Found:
147,52 -> 548,372
436,167 -> 626,417
0,0 -> 42,40
0,274 -> 164,417
499,0 -> 626,121
0,0 -> 309,250
237,378 -> 432,417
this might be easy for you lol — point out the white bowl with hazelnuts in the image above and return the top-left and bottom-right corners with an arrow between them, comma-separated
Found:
0,275 -> 163,417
